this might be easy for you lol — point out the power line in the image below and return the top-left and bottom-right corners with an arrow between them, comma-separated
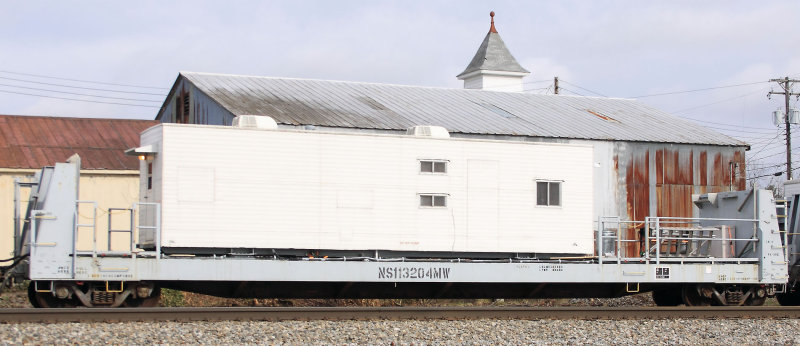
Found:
630,81 -> 768,98
748,171 -> 786,180
558,87 -> 584,96
747,164 -> 800,180
747,142 -> 786,152
729,129 -> 799,139
0,89 -> 160,108
0,83 -> 161,103
677,115 -> 776,131
748,161 -> 788,168
558,80 -> 607,97
523,86 -> 550,92
746,132 -> 783,162
747,137 -> 786,145
698,125 -> 782,135
523,79 -> 552,85
670,89 -> 767,115
0,69 -> 167,90
0,76 -> 165,96
748,146 -> 800,162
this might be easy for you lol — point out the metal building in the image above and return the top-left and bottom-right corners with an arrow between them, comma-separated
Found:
153,15 -> 747,256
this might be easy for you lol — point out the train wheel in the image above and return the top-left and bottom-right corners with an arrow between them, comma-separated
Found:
745,286 -> 767,306
26,283 -> 41,308
652,288 -> 682,306
124,286 -> 161,307
682,284 -> 712,306
27,282 -> 74,308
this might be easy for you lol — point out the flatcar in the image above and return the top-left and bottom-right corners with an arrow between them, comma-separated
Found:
2,116 -> 795,307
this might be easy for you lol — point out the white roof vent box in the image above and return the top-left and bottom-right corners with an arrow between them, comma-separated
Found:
232,115 -> 278,130
406,125 -> 450,138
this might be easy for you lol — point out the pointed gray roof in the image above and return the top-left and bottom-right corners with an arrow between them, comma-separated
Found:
457,14 -> 529,78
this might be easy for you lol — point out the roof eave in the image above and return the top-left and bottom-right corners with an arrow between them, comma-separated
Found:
457,69 -> 531,80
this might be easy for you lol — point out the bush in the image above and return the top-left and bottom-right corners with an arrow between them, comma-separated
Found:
160,288 -> 186,307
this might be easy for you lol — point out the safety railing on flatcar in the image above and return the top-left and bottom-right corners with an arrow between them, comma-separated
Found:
134,202 -> 161,259
598,216 -> 763,264
70,201 -> 162,259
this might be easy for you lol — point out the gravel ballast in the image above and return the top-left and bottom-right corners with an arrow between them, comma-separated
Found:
2,319 -> 799,344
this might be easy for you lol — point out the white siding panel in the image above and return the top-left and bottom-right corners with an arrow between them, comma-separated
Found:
144,124 -> 594,254
467,160 -> 499,251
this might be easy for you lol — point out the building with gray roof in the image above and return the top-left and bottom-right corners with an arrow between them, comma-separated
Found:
154,12 -> 747,255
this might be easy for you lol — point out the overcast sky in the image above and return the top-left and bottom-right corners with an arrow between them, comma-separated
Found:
1,1 -> 799,183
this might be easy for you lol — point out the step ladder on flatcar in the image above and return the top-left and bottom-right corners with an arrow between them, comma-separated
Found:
107,208 -> 134,253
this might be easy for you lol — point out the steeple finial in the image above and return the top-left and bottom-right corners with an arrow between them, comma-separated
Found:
489,11 -> 497,33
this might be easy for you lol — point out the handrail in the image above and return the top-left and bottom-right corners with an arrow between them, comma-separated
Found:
107,208 -> 134,252
134,202 -> 161,260
75,201 -> 98,259
598,216 -> 762,264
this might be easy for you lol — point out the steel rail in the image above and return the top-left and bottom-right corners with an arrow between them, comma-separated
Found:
1,306 -> 800,323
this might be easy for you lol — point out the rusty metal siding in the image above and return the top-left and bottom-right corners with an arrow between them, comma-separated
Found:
621,149 -> 649,256
611,143 -> 746,256
615,143 -> 746,221
0,115 -> 157,170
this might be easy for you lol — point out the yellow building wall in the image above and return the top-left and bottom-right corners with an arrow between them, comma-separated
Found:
1,169 -> 140,265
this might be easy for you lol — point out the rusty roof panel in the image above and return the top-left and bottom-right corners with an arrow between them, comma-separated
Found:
0,115 -> 158,170
174,72 -> 746,146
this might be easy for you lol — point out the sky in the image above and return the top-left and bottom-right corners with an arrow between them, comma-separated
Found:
1,1 -> 799,185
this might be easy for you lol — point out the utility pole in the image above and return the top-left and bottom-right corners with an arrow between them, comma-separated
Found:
768,77 -> 800,180
554,77 -> 559,95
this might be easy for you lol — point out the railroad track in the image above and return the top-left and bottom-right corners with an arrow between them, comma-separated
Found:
2,306 -> 800,323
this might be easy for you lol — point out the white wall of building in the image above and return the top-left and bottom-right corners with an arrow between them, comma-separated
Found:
140,124 -> 595,255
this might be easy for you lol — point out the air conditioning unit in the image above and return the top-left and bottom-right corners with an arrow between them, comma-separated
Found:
406,125 -> 450,138
232,115 -> 278,130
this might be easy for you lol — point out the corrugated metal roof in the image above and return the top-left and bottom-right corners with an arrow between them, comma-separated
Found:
178,72 -> 746,147
0,115 -> 158,170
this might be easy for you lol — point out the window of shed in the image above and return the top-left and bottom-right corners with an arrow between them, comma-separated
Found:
536,181 -> 561,206
420,160 -> 447,174
420,194 -> 447,207
147,162 -> 153,190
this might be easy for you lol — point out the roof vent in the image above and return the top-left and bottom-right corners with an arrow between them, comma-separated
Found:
406,125 -> 450,138
232,115 -> 278,130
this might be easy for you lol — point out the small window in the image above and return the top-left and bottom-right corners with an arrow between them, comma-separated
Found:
420,194 -> 447,207
147,162 -> 153,190
420,160 -> 447,174
536,181 -> 561,206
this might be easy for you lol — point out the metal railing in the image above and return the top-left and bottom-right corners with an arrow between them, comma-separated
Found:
67,201 -> 162,259
134,202 -> 161,259
107,208 -> 134,252
74,201 -> 98,257
597,216 -> 762,264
